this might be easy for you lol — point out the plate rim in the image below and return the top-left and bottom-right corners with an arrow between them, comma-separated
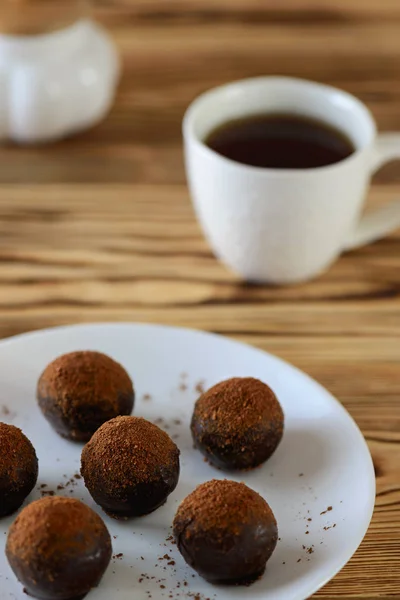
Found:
0,322 -> 376,600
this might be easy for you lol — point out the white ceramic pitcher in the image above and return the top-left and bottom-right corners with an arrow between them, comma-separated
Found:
0,1 -> 120,143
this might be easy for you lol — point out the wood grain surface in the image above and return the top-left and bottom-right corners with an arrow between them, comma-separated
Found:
1,1 -> 400,597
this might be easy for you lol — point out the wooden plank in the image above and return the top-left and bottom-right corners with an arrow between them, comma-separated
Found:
93,0 -> 400,23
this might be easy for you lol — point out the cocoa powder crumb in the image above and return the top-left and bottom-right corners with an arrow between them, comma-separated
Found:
320,506 -> 333,515
142,394 -> 152,402
195,381 -> 206,394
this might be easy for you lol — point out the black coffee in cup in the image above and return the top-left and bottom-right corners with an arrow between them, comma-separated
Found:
205,113 -> 355,169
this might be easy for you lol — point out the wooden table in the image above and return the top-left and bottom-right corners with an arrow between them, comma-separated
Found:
1,1 -> 400,597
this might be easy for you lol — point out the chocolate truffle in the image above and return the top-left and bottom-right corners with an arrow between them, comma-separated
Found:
81,416 -> 180,518
6,496 -> 112,600
6,497 -> 112,600
173,479 -> 278,584
0,423 -> 38,517
191,377 -> 284,470
37,350 -> 134,442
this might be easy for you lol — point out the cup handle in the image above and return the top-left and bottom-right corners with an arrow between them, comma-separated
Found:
344,133 -> 400,251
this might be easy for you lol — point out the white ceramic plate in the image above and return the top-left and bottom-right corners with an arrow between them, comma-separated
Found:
0,323 -> 375,600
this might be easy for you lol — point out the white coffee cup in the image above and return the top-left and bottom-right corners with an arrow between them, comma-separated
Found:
183,76 -> 400,284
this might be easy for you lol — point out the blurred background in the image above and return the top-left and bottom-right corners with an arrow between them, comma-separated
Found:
0,2 -> 399,596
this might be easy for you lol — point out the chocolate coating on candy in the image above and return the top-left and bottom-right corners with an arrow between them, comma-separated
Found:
81,416 -> 180,518
6,496 -> 112,600
173,479 -> 278,584
191,377 -> 284,470
37,351 -> 134,442
0,423 -> 38,517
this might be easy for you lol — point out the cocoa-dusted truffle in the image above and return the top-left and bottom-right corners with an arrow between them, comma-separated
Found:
173,479 -> 278,584
37,350 -> 134,442
81,416 -> 180,518
0,423 -> 38,517
6,496 -> 112,600
191,377 -> 284,470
